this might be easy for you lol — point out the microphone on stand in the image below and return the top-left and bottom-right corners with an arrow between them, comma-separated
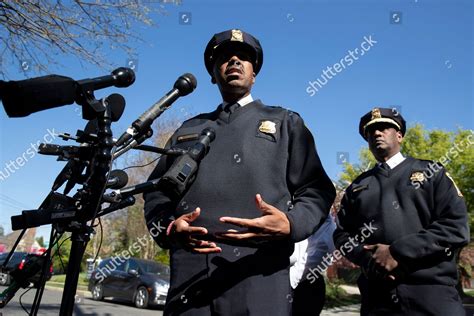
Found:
1,68 -> 135,117
115,73 -> 197,147
104,128 -> 215,202
106,170 -> 129,189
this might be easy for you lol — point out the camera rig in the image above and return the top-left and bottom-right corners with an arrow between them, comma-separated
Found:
0,69 -> 213,315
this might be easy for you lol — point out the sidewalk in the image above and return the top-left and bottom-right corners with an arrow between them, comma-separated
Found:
321,304 -> 360,316
339,285 -> 359,295
321,285 -> 360,315
322,285 -> 474,316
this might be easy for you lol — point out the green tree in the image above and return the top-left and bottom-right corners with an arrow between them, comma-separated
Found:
52,233 -> 72,274
0,225 -> 4,237
36,236 -> 45,247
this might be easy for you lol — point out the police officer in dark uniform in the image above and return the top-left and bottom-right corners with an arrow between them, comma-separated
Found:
144,29 -> 335,315
334,107 -> 469,315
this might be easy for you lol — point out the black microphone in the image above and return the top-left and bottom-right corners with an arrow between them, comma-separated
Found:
107,170 -> 129,189
1,68 -> 135,117
159,127 -> 215,197
76,67 -> 135,91
106,93 -> 126,122
104,127 -> 215,202
103,179 -> 160,203
188,128 -> 216,161
1,75 -> 77,117
115,73 -> 197,147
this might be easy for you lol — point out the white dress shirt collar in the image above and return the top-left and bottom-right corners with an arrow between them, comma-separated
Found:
383,152 -> 406,169
221,94 -> 254,108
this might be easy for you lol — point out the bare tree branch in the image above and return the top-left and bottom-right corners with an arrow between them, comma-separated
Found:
0,0 -> 168,78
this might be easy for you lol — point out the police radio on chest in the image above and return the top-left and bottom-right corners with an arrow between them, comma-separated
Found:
160,127 -> 215,197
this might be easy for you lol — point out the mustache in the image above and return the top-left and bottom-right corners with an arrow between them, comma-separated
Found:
225,65 -> 243,74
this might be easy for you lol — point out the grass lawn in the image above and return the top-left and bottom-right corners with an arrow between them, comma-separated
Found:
49,273 -> 89,287
324,281 -> 361,308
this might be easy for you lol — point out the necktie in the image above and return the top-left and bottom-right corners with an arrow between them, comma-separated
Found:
379,162 -> 390,171
225,102 -> 239,114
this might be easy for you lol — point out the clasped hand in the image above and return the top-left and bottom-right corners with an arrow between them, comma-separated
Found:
364,243 -> 399,281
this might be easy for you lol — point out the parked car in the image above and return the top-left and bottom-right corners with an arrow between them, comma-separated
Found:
88,257 -> 170,309
0,252 -> 53,288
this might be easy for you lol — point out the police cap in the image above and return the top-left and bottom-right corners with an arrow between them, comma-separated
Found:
204,29 -> 263,76
359,107 -> 406,140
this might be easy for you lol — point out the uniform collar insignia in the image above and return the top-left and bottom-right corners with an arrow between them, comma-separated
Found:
259,120 -> 276,134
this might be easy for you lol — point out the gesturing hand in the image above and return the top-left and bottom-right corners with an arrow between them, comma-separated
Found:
170,208 -> 222,254
216,194 -> 291,241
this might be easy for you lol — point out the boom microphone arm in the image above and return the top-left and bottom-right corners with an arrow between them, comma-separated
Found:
0,68 -> 134,117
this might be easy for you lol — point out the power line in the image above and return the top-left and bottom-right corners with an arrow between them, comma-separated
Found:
0,193 -> 31,208
0,193 -> 32,209
0,199 -> 24,211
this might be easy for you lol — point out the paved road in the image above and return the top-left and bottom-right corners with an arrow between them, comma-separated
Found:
2,285 -> 473,315
0,285 -> 163,316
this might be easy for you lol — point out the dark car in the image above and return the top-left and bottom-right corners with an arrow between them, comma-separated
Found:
88,257 -> 170,309
0,252 -> 53,288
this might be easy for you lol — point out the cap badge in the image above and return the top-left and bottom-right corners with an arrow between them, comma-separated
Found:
410,171 -> 425,183
371,108 -> 382,120
231,29 -> 244,42
259,120 -> 276,134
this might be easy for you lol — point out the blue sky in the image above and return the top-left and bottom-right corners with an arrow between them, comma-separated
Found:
0,0 -> 472,240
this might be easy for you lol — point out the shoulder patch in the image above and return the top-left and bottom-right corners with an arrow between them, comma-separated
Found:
445,172 -> 463,197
